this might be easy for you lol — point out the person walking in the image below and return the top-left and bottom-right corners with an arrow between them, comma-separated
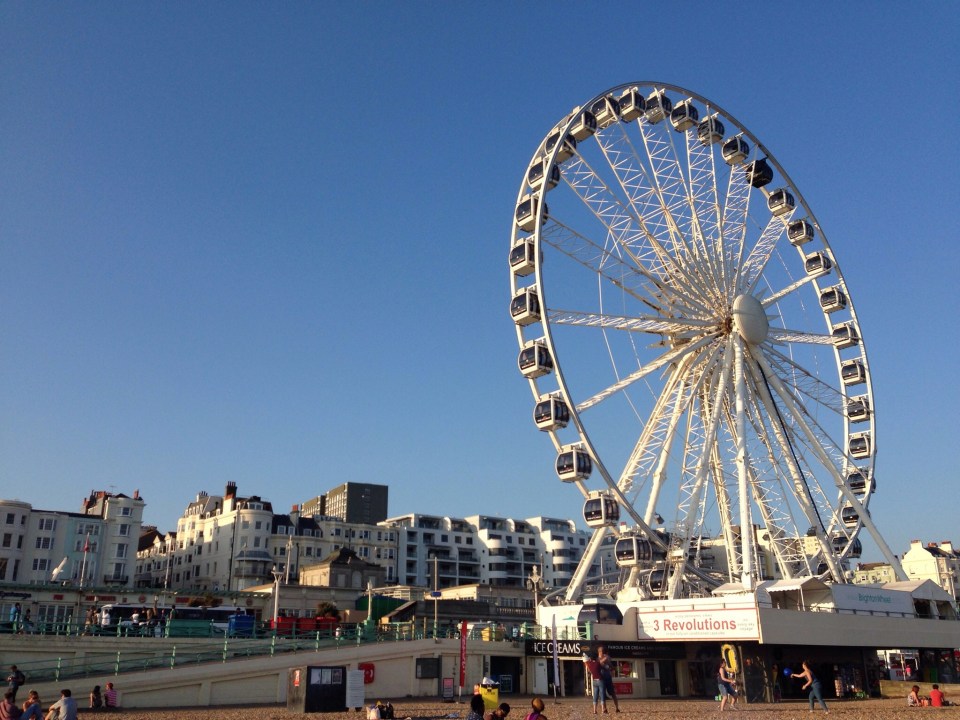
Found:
790,661 -> 828,712
717,659 -> 738,711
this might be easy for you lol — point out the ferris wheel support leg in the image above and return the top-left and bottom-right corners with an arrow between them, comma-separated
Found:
564,525 -> 612,602
752,352 -> 907,581
733,337 -> 755,589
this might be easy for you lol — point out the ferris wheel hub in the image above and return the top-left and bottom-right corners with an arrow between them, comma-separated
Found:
731,294 -> 769,345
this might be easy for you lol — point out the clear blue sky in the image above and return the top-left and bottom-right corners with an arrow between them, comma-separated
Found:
2,3 -> 957,562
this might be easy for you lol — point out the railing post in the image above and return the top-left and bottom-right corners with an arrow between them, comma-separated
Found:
170,645 -> 176,670
315,631 -> 321,652
223,636 -> 229,663
270,634 -> 276,657
115,651 -> 121,675
55,658 -> 62,682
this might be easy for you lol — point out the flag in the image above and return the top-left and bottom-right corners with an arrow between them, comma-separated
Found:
458,620 -> 467,689
82,534 -> 90,552
50,556 -> 68,581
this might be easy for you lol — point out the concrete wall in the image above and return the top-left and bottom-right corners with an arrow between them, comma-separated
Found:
2,635 -> 526,708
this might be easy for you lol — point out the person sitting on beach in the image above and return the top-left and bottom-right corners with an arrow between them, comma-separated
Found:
88,687 -> 102,710
908,685 -> 925,707
930,684 -> 945,707
103,683 -> 117,709
20,692 -> 42,720
466,694 -> 485,720
1,691 -> 22,720
484,702 -> 510,720
44,689 -> 77,720
525,697 -> 546,720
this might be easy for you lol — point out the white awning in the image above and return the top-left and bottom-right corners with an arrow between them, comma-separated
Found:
764,577 -> 829,593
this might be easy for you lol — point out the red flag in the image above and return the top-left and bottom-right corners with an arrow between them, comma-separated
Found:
82,534 -> 90,552
458,620 -> 467,689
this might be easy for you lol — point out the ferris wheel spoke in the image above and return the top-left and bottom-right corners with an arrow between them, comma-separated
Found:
760,345 -> 846,415
743,357 -> 848,581
767,328 -> 835,345
738,211 -> 796,295
762,273 -> 821,307
573,332 -> 721,412
683,125 -> 727,297
558,152 -> 676,281
719,161 -> 751,303
547,308 -> 716,334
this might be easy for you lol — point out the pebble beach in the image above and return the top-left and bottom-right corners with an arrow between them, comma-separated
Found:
76,695 -> 959,720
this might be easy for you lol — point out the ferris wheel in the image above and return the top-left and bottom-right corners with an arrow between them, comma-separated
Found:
508,83 -> 906,602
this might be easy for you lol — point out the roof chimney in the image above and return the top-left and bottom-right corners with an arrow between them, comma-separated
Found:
225,481 -> 237,498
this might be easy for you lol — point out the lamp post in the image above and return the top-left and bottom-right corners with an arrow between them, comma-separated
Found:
429,554 -> 440,639
270,565 -> 283,628
526,558 -> 546,626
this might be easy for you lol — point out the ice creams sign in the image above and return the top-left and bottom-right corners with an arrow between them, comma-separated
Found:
637,605 -> 760,641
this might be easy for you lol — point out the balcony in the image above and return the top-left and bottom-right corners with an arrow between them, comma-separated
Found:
102,575 -> 129,586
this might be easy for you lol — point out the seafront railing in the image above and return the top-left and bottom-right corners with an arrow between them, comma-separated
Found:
2,621 -> 530,685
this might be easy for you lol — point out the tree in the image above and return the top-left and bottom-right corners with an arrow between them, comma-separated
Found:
316,601 -> 341,620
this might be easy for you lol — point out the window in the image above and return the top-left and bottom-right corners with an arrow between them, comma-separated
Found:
35,537 -> 52,550
255,521 -> 262,530
118,524 -> 130,536
38,518 -> 56,531
120,507 -> 132,516
115,544 -> 128,558
75,539 -> 98,552
253,537 -> 261,548
4,513 -> 14,525
278,526 -> 286,535
1,533 -> 10,548
33,558 -> 50,571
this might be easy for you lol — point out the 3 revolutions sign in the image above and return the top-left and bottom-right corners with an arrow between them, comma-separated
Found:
636,604 -> 760,641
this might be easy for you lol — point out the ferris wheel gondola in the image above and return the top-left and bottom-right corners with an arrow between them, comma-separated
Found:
508,82 -> 907,601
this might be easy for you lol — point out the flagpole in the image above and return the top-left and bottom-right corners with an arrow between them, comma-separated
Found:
79,533 -> 90,588
551,614 -> 560,703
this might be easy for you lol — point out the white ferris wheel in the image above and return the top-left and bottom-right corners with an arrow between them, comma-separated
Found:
508,82 -> 906,602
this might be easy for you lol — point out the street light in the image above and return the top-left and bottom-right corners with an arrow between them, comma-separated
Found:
526,558 -> 546,624
429,554 -> 440,639
270,565 -> 283,628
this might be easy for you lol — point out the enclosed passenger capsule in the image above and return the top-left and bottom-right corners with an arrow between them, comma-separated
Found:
533,395 -> 570,431
617,88 -> 646,122
840,359 -> 867,385
518,341 -> 553,379
527,161 -> 560,192
670,99 -> 699,131
591,95 -> 621,128
509,239 -> 537,277
787,219 -> 815,246
697,114 -> 725,145
832,321 -> 860,349
644,90 -> 673,124
841,504 -> 860,527
768,188 -> 796,216
746,158 -> 774,188
847,469 -> 874,495
819,286 -> 847,313
849,432 -> 872,459
555,444 -> 591,482
847,396 -> 871,423
583,491 -> 620,528
510,288 -> 541,326
545,131 -> 577,163
646,568 -> 666,592
804,251 -> 833,277
569,110 -> 598,141
614,534 -> 654,567
515,195 -> 548,233
832,534 -> 863,557
722,136 -> 750,164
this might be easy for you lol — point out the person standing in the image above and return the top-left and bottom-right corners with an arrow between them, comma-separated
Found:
583,653 -> 607,714
790,661 -> 828,712
596,646 -> 620,712
44,689 -> 77,720
8,605 -> 21,635
5,668 -> 25,705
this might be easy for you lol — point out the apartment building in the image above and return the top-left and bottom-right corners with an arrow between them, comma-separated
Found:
0,490 -> 144,587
